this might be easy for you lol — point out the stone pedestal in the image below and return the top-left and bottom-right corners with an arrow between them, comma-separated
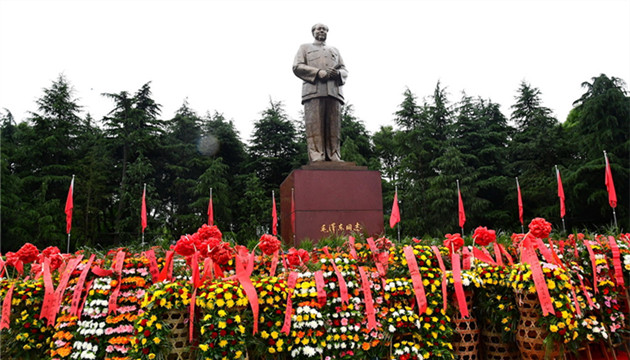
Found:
280,162 -> 384,246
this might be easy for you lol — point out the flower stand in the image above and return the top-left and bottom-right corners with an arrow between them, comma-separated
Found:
164,309 -> 194,360
481,324 -> 519,360
515,291 -> 560,360
453,290 -> 480,360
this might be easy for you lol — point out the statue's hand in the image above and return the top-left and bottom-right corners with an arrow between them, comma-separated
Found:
327,68 -> 340,80
317,69 -> 330,81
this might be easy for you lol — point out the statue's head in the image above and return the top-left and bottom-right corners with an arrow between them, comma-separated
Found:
311,23 -> 328,42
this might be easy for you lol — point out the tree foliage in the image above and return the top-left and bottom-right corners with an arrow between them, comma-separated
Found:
1,73 -> 628,252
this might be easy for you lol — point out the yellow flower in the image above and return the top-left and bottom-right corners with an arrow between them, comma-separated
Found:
153,337 -> 161,344
218,321 -> 226,329
219,339 -> 228,347
148,354 -> 156,359
199,344 -> 209,352
549,325 -> 558,332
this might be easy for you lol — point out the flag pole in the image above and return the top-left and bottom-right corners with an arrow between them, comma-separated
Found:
395,185 -> 401,243
555,165 -> 566,232
604,151 -> 619,229
141,183 -> 146,246
457,179 -> 464,235
66,174 -> 75,253
516,177 -> 524,233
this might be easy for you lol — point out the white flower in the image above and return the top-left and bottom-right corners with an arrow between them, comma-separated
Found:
388,324 -> 396,333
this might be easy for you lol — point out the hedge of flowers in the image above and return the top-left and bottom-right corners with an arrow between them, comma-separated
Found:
1,219 -> 629,360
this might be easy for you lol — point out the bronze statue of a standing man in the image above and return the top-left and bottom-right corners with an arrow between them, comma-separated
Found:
293,23 -> 348,162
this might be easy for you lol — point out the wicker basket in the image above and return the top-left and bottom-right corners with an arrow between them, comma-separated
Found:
453,290 -> 480,360
163,309 -> 194,360
481,324 -> 519,360
515,291 -> 560,360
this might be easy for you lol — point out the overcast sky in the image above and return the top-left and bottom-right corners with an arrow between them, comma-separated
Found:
1,0 -> 629,143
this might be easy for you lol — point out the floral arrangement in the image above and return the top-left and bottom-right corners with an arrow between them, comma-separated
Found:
0,278 -> 54,359
129,280 -> 193,360
196,279 -> 249,360
390,340 -> 424,360
507,263 -> 580,348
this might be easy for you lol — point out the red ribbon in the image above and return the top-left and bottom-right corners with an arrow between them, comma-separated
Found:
322,247 -> 349,305
451,253 -> 469,318
472,247 -> 497,266
158,251 -> 174,282
0,282 -> 15,329
49,255 -> 82,325
189,289 -> 197,342
578,273 -> 595,309
235,254 -> 259,334
70,254 -> 95,317
0,254 -> 6,278
108,251 -> 125,314
583,240 -> 598,294
77,279 -> 93,320
91,265 -> 113,277
144,250 -> 159,283
493,243 -> 504,266
366,237 -> 388,277
607,236 -> 624,288
358,266 -> 377,330
430,246 -> 448,311
40,258 -> 55,323
570,287 -> 582,317
191,252 -> 200,289
462,247 -> 471,269
522,238 -> 555,316
202,258 -> 213,282
498,244 -> 514,265
534,237 -> 556,265
314,270 -> 327,306
348,236 -> 358,260
281,271 -> 298,335
403,246 -> 428,314
269,250 -> 279,277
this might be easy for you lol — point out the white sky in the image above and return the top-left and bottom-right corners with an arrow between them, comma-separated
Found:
1,0 -> 629,143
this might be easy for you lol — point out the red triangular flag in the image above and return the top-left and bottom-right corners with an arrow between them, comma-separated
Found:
604,152 -> 617,208
458,185 -> 466,229
65,176 -> 74,234
516,177 -> 524,225
207,189 -> 214,226
272,192 -> 278,235
556,167 -> 566,218
389,189 -> 400,228
141,185 -> 147,233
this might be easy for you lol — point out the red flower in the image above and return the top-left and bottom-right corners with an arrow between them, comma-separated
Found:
174,235 -> 196,257
39,246 -> 62,270
259,234 -> 281,256
16,243 -> 39,264
287,248 -> 310,268
144,330 -> 151,337
473,226 -> 496,246
512,233 -> 537,249
5,252 -> 21,267
528,217 -> 552,239
375,237 -> 393,252
443,233 -> 464,254
196,224 -> 222,242
211,242 -> 233,265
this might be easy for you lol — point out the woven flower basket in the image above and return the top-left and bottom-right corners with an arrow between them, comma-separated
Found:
515,291 -> 560,360
163,309 -> 194,360
481,324 -> 519,360
452,290 -> 480,360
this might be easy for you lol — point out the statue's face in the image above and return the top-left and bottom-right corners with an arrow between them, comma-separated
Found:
313,24 -> 328,42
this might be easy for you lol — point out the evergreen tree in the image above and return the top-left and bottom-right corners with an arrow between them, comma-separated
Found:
340,104 -> 375,167
508,81 -> 563,224
565,74 -> 630,230
248,100 -> 302,191
103,83 -> 163,243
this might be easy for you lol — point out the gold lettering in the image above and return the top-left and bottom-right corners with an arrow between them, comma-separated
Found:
320,224 -> 328,233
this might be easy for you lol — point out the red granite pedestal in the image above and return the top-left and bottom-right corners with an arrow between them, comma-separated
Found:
280,162 -> 384,246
